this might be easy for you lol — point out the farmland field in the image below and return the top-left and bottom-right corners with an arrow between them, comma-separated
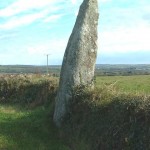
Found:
0,74 -> 150,149
96,75 -> 150,94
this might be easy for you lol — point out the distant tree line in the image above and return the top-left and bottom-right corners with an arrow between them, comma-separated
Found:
0,64 -> 150,76
95,65 -> 150,76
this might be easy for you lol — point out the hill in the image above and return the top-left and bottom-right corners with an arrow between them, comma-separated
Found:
0,64 -> 150,76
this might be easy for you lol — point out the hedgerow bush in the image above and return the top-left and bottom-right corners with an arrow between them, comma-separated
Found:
1,74 -> 150,149
61,86 -> 150,150
0,74 -> 58,107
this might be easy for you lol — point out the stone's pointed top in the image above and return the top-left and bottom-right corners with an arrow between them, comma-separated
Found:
82,0 -> 98,6
81,0 -> 98,8
53,0 -> 99,127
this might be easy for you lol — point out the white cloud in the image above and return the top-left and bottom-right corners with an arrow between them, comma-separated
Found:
75,10 -> 79,16
99,24 -> 150,55
27,38 -> 67,56
1,0 -> 149,65
0,33 -> 17,40
0,0 -> 82,30
43,14 -> 63,23
0,10 -> 49,29
71,0 -> 77,5
0,0 -> 65,30
0,0 -> 55,17
99,0 -> 111,3
26,38 -> 68,64
98,0 -> 150,55
0,37 -> 68,65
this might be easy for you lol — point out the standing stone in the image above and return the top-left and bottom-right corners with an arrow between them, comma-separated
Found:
53,0 -> 99,127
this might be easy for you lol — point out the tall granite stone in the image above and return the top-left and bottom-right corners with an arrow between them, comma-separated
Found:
53,0 -> 99,127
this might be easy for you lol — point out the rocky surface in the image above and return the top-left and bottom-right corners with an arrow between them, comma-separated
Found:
53,0 -> 99,127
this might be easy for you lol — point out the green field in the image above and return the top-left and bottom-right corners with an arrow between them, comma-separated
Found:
0,75 -> 69,150
0,74 -> 150,149
0,104 -> 69,150
96,75 -> 150,94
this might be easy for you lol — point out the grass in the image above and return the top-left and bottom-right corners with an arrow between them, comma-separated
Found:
0,104 -> 69,150
0,75 -> 69,149
0,74 -> 150,150
96,75 -> 150,94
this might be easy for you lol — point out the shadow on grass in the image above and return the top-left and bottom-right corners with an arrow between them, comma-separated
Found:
0,104 -> 69,150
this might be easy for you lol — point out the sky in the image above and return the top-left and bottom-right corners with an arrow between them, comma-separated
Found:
0,0 -> 150,65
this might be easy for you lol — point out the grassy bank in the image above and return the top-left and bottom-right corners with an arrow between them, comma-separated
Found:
60,75 -> 150,149
61,86 -> 150,150
0,74 -> 150,149
0,75 -> 70,149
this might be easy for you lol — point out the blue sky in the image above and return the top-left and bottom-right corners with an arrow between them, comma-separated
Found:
0,0 -> 150,65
